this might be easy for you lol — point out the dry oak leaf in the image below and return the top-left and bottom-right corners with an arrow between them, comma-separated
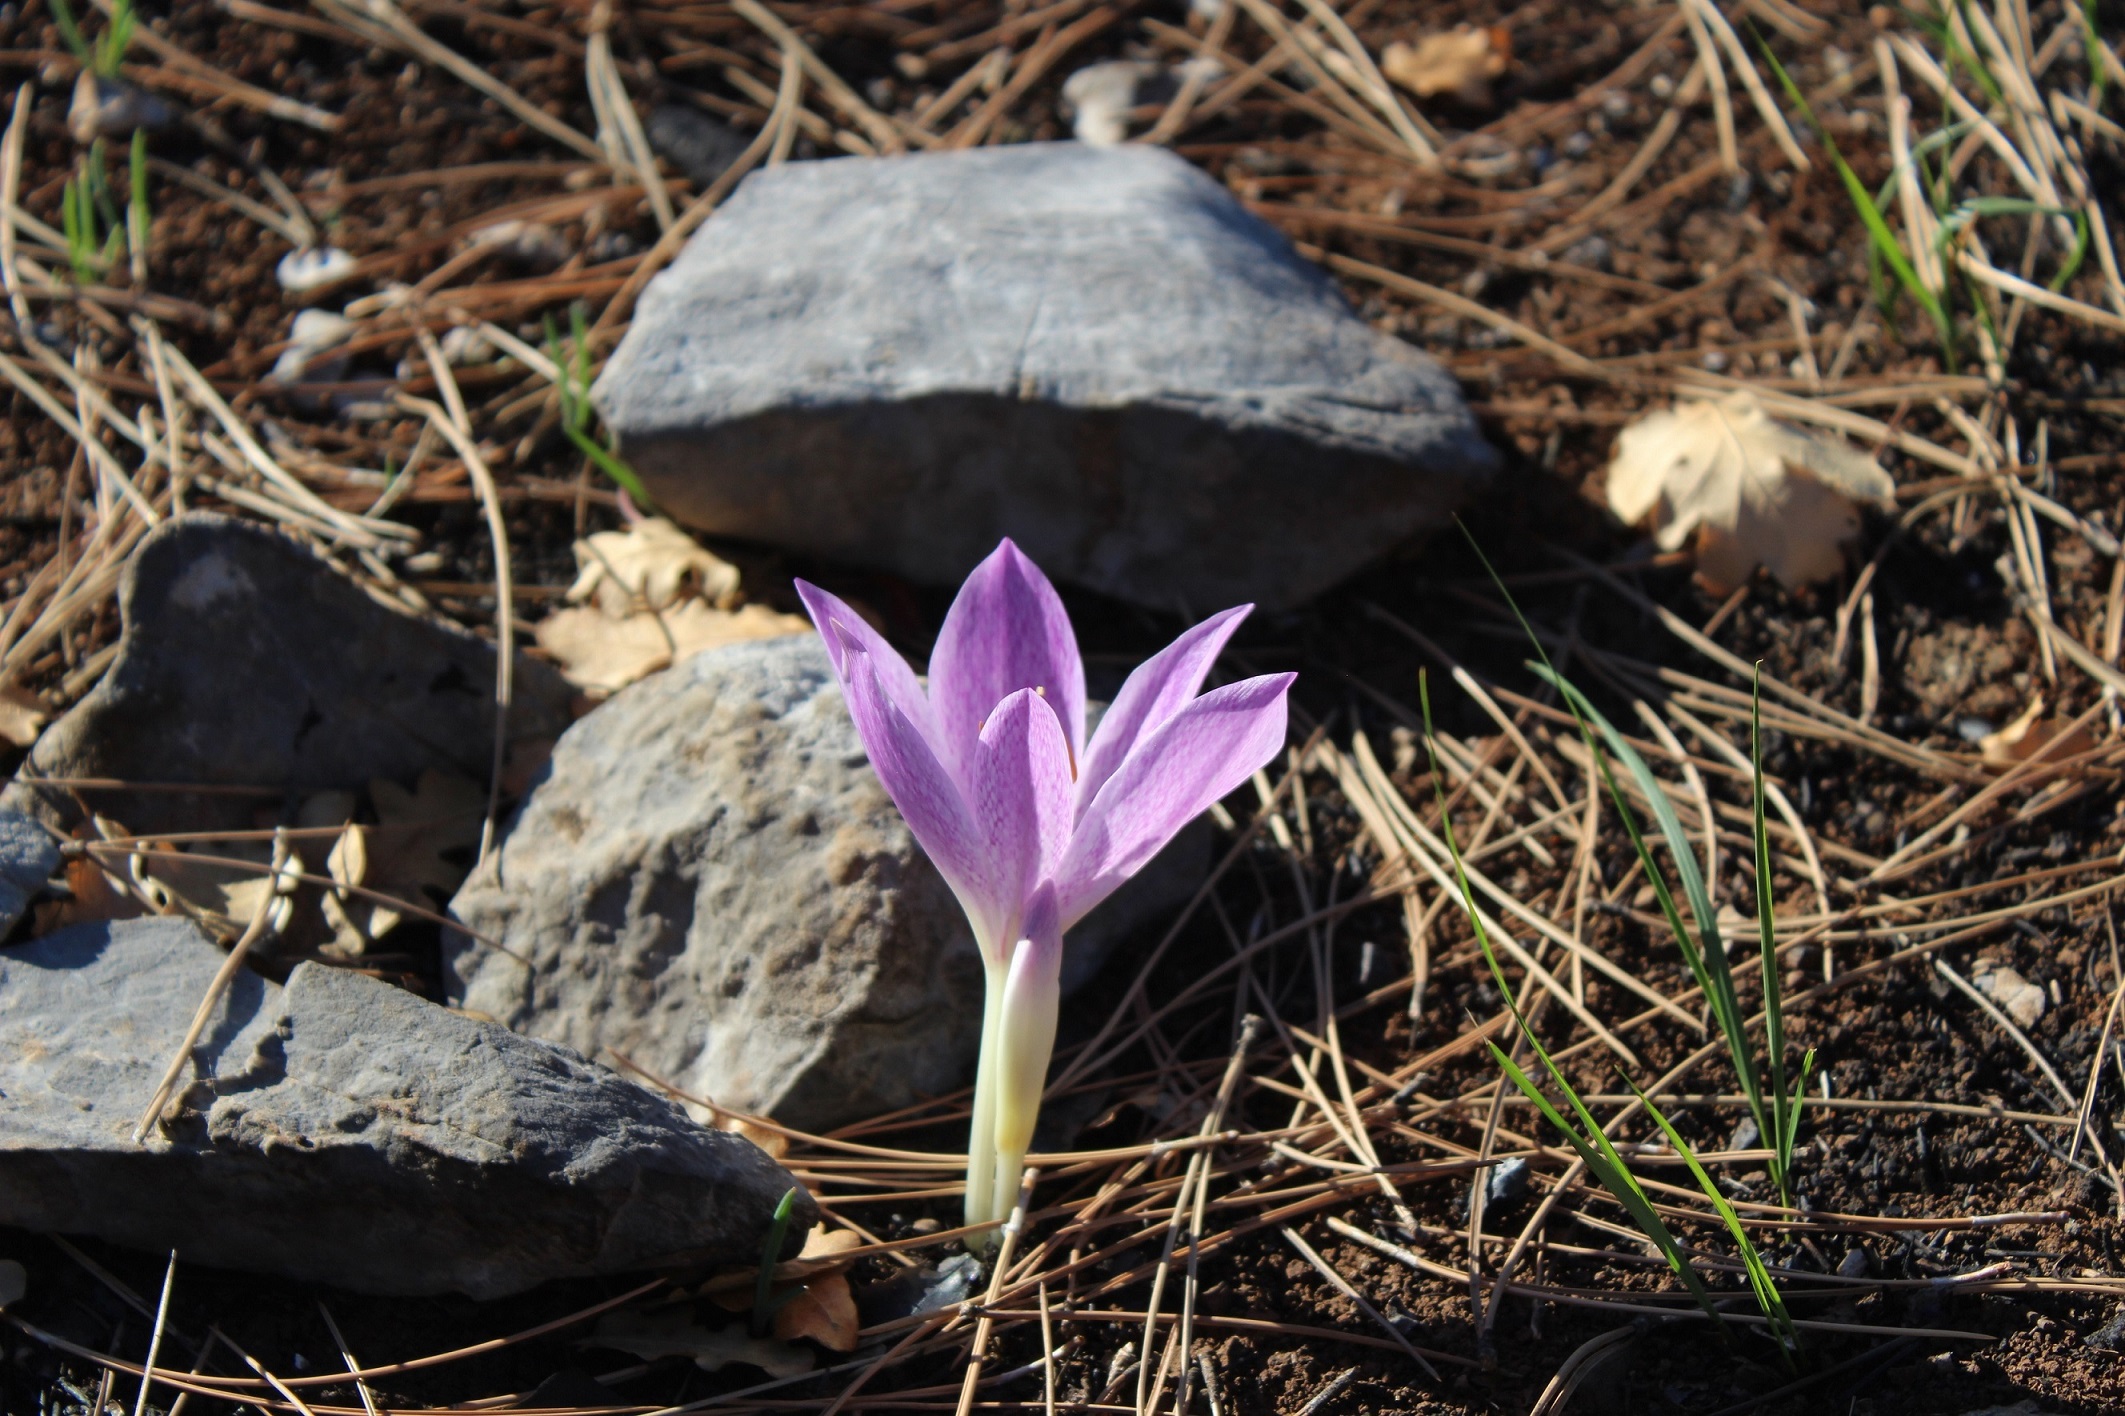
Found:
536,600 -> 809,697
568,517 -> 742,615
1977,697 -> 2095,771
772,1269 -> 858,1352
1605,391 -> 1895,592
0,683 -> 48,749
1383,26 -> 1510,101
325,770 -> 484,949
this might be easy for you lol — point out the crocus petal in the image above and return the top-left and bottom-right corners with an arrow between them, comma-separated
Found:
970,688 -> 1076,948
795,579 -> 940,748
1076,604 -> 1252,816
840,650 -> 1010,949
1052,672 -> 1295,928
928,540 -> 1086,787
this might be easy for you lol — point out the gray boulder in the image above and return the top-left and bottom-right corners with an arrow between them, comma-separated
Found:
593,142 -> 1496,612
446,634 -> 1206,1133
0,917 -> 811,1298
3,514 -> 572,837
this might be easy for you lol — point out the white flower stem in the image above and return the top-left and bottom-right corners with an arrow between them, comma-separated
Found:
965,959 -> 1008,1239
990,934 -> 1061,1230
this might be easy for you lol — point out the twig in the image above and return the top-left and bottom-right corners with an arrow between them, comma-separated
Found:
132,833 -> 289,1141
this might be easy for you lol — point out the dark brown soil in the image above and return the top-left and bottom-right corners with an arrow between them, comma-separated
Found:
3,0 -> 2125,1413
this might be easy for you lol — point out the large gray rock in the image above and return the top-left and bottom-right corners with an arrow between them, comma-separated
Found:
593,142 -> 1496,612
445,634 -> 1206,1133
0,917 -> 812,1297
3,514 -> 572,837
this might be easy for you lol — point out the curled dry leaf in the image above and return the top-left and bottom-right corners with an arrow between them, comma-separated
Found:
1382,26 -> 1511,102
569,517 -> 742,615
322,771 -> 484,951
0,683 -> 48,749
582,1310 -> 813,1378
537,600 -> 809,697
542,518 -> 807,697
772,1270 -> 858,1352
1977,697 -> 2095,770
1605,391 -> 1896,592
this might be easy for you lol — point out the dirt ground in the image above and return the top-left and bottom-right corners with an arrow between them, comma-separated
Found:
3,0 -> 2125,1412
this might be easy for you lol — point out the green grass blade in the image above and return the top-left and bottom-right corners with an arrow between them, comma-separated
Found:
1627,1077 -> 1800,1363
1420,671 -> 1727,1329
750,1187 -> 799,1337
97,0 -> 134,78
48,0 -> 90,65
1528,665 -> 1769,1129
1756,29 -> 1955,366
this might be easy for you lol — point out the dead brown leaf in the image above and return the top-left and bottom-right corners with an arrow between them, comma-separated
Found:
568,517 -> 742,615
1605,391 -> 1896,592
1383,26 -> 1510,101
1978,698 -> 2095,770
536,601 -> 808,697
325,770 -> 483,949
0,683 -> 48,749
771,1270 -> 858,1352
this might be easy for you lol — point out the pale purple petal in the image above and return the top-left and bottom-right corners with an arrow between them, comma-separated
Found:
969,688 -> 1076,942
1052,672 -> 1294,928
795,579 -> 939,748
928,540 -> 1085,787
839,650 -> 1010,948
1076,604 -> 1252,817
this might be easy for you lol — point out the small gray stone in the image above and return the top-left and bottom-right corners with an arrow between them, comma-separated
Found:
446,634 -> 1207,1133
4,514 -> 571,838
0,918 -> 811,1298
646,105 -> 751,190
1485,1155 -> 1529,1206
0,809 -> 59,935
594,142 -> 1497,612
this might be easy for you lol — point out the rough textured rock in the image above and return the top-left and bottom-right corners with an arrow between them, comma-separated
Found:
3,514 -> 572,837
593,142 -> 1496,612
0,918 -> 811,1297
446,634 -> 1207,1133
0,809 -> 59,934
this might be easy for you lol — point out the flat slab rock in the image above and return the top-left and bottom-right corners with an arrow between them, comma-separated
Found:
3,514 -> 572,837
446,634 -> 1205,1133
0,918 -> 811,1298
593,142 -> 1496,611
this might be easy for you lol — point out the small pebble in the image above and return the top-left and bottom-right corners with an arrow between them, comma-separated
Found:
586,230 -> 639,264
1560,235 -> 1611,271
1700,349 -> 1730,372
1648,72 -> 1675,100
1561,130 -> 1594,157
438,326 -> 494,367
1062,61 -> 1153,148
1486,1155 -> 1530,1206
1838,1248 -> 1870,1278
68,72 -> 176,143
277,247 -> 357,294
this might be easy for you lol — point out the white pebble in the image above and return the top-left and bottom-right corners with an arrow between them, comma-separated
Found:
1062,62 -> 1151,148
277,247 -> 357,293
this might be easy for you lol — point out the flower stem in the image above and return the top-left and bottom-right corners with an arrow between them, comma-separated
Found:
965,961 -> 1008,1240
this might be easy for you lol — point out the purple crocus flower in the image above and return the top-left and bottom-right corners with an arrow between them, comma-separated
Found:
796,541 -> 1293,1235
